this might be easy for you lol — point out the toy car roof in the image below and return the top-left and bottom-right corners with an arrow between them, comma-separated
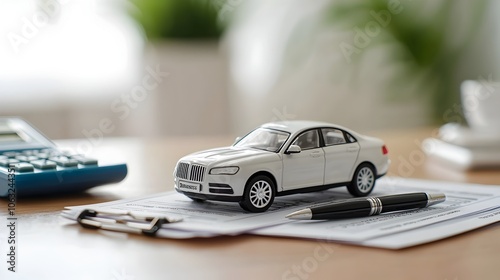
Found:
261,120 -> 352,134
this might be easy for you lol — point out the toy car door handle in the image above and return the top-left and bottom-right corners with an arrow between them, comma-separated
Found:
347,146 -> 358,152
310,151 -> 322,158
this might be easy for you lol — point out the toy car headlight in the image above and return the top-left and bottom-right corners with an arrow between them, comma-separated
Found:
209,167 -> 239,175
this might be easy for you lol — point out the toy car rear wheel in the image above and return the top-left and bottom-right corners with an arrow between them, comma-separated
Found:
239,175 -> 275,212
347,163 -> 376,197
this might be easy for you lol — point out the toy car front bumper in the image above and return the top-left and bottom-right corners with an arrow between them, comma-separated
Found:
174,171 -> 247,202
175,188 -> 243,202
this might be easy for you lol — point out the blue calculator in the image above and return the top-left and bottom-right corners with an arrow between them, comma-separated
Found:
0,117 -> 127,197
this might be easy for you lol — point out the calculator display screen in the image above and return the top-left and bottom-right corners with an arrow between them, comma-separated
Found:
0,132 -> 25,143
0,120 -> 28,143
0,118 -> 55,151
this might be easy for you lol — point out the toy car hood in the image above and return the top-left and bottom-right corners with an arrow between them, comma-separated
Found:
181,146 -> 279,166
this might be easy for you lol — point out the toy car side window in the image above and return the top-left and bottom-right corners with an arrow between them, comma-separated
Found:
321,128 -> 347,146
345,132 -> 357,143
292,130 -> 320,150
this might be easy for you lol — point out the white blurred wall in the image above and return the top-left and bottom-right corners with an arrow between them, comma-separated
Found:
1,0 -> 499,139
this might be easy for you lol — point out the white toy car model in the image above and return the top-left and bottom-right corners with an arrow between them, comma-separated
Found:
174,121 -> 390,212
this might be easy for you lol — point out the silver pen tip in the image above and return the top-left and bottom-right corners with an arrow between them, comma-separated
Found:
426,193 -> 446,207
286,209 -> 312,220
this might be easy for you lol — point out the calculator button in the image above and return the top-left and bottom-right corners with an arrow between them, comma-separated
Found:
16,155 -> 39,162
30,160 -> 57,170
0,159 -> 20,167
2,152 -> 20,158
61,151 -> 77,156
36,153 -> 50,159
39,149 -> 59,156
71,156 -> 98,165
21,150 -> 37,156
11,163 -> 34,172
48,151 -> 63,157
49,156 -> 79,167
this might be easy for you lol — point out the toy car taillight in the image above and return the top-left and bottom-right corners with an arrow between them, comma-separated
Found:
382,145 -> 388,155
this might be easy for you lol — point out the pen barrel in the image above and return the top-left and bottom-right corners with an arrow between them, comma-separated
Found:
311,200 -> 372,219
379,192 -> 428,213
306,193 -> 440,220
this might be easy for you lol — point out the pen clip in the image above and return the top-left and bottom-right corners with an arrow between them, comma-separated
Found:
76,209 -> 182,236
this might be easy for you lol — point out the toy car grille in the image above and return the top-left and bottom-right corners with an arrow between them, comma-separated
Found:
176,162 -> 190,180
189,164 -> 206,182
176,162 -> 206,182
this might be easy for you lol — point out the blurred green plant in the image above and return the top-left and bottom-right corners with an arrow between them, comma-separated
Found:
130,0 -> 224,40
328,0 -> 488,122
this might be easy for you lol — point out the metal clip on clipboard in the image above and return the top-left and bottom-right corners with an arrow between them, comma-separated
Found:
76,209 -> 183,236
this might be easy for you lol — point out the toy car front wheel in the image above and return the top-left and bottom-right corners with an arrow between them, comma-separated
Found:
239,175 -> 275,212
347,163 -> 376,197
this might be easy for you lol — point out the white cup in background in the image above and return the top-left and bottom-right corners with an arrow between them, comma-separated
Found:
461,80 -> 500,131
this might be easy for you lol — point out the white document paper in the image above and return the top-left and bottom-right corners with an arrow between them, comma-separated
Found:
362,207 -> 500,249
254,178 -> 500,244
62,177 -> 500,248
62,190 -> 356,238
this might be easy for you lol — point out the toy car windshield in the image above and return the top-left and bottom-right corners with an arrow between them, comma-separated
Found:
234,128 -> 290,152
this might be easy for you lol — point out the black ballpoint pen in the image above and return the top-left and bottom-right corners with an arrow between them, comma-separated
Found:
286,192 -> 446,220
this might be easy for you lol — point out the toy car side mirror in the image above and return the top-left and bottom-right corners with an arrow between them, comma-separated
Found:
285,145 -> 301,154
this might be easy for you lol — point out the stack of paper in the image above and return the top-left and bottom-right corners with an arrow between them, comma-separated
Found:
62,178 -> 500,249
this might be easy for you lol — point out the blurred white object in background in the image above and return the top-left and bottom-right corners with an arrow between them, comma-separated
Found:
226,0 -> 330,98
0,0 -> 145,138
461,80 -> 500,131
438,122 -> 500,148
424,80 -> 500,170
0,0 -> 144,108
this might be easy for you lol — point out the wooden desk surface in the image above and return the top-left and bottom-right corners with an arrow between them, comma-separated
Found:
1,128 -> 499,279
